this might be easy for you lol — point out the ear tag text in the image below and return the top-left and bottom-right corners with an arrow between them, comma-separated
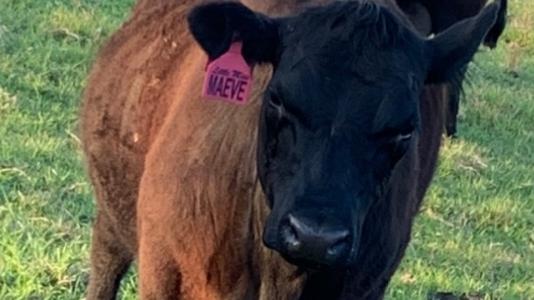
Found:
202,42 -> 253,105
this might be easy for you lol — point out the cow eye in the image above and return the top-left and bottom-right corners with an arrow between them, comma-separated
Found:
386,131 -> 413,162
269,93 -> 283,108
370,129 -> 413,144
396,132 -> 412,143
266,92 -> 284,121
394,130 -> 413,150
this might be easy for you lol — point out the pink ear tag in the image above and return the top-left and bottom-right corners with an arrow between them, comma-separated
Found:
202,42 -> 253,105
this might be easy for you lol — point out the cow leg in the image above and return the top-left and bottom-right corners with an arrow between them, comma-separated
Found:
445,84 -> 460,137
445,66 -> 467,137
87,212 -> 133,300
138,220 -> 181,300
138,218 -> 233,300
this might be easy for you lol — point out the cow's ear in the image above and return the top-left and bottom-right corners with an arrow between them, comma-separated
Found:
425,0 -> 500,84
188,2 -> 280,64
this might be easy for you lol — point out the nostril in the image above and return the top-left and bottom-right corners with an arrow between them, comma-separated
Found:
281,222 -> 301,252
326,238 -> 347,258
326,231 -> 350,260
279,214 -> 352,266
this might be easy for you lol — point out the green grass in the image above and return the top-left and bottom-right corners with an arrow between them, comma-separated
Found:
0,0 -> 532,299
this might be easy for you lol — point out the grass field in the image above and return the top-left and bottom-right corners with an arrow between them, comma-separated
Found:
0,0 -> 532,299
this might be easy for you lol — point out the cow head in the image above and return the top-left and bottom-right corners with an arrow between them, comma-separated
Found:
189,1 -> 500,269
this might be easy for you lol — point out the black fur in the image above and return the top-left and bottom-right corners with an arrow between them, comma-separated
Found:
484,0 -> 507,49
188,1 -> 501,298
188,2 -> 279,64
405,0 -> 508,136
426,1 -> 501,83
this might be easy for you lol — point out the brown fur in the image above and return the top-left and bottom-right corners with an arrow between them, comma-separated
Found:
82,1 -> 448,299
82,1 -> 309,299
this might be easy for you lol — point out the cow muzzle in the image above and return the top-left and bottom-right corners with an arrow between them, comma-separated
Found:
264,212 -> 355,269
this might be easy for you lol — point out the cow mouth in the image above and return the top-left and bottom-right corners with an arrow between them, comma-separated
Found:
285,256 -> 335,272
265,231 -> 353,271
263,214 -> 358,271
278,251 -> 354,272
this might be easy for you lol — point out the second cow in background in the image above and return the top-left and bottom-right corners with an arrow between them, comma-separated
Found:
398,0 -> 508,136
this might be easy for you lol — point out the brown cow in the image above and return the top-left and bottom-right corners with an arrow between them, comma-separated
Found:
81,0 -> 501,299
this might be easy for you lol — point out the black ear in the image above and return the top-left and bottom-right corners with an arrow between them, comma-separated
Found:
425,0 -> 501,84
187,2 -> 280,64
